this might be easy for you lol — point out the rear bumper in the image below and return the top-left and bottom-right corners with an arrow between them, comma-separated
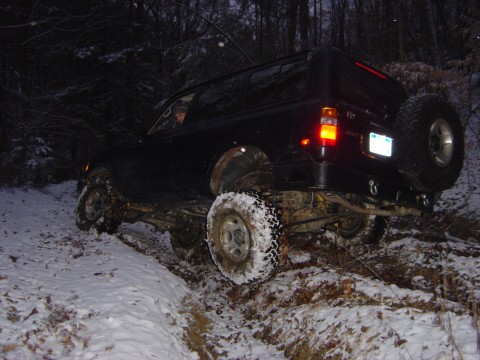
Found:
273,160 -> 436,212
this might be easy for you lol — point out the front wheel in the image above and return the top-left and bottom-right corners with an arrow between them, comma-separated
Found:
206,191 -> 283,284
75,174 -> 125,234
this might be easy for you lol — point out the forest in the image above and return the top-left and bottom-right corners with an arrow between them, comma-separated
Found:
0,0 -> 479,186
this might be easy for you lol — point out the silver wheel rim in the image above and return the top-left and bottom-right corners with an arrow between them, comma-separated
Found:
429,118 -> 454,167
219,214 -> 250,263
84,189 -> 106,221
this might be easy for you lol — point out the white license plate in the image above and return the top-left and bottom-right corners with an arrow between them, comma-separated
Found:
369,133 -> 392,157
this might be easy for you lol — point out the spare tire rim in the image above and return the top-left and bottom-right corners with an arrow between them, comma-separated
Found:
219,214 -> 251,263
84,189 -> 106,221
429,117 -> 454,167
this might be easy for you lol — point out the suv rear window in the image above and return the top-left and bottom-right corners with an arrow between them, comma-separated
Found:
335,53 -> 407,113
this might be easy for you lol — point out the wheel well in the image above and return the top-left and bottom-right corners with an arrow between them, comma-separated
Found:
87,167 -> 109,180
210,146 -> 273,195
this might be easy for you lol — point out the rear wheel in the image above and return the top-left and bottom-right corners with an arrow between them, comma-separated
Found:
170,214 -> 206,260
76,174 -> 125,234
394,95 -> 464,192
206,190 -> 282,284
337,212 -> 389,247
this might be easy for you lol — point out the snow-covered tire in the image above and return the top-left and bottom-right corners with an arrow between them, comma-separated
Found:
394,95 -> 464,192
206,190 -> 282,284
75,174 -> 125,234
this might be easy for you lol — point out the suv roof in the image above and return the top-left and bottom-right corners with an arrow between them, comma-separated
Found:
147,46 -> 407,135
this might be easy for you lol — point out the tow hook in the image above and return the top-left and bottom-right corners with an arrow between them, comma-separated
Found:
421,194 -> 430,208
369,179 -> 379,196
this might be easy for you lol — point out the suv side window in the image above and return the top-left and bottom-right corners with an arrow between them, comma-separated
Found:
193,75 -> 244,122
245,57 -> 309,108
148,92 -> 196,134
245,65 -> 281,107
277,59 -> 309,101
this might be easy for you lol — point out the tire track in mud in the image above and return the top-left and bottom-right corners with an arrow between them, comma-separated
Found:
114,223 -> 286,359
113,218 -> 480,359
116,216 -> 480,305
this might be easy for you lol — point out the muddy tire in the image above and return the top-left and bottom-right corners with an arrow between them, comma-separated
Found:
170,215 -> 206,261
337,210 -> 389,247
206,190 -> 282,284
76,174 -> 125,234
394,95 -> 464,192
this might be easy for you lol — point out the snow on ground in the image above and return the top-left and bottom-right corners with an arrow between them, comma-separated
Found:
0,183 -> 195,359
0,158 -> 479,359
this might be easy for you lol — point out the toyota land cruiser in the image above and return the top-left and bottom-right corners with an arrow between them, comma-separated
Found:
76,46 -> 464,284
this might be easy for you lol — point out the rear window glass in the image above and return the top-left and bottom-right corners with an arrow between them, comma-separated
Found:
335,54 -> 407,113
245,57 -> 309,108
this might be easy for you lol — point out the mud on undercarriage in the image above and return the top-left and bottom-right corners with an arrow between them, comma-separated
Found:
77,180 -> 429,284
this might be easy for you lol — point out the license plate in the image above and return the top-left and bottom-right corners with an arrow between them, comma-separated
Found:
369,133 -> 392,157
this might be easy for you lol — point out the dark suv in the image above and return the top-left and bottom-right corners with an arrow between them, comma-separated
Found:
76,46 -> 464,284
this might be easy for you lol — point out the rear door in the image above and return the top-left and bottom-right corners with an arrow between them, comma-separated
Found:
332,53 -> 407,178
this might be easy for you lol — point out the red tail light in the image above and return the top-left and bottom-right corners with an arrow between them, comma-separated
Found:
300,138 -> 311,146
319,107 -> 338,146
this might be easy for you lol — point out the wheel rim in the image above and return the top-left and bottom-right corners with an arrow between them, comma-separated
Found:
84,189 -> 106,221
429,118 -> 454,167
338,213 -> 365,238
178,224 -> 202,246
219,214 -> 250,263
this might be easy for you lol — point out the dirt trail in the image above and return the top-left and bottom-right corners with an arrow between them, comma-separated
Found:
116,214 -> 480,359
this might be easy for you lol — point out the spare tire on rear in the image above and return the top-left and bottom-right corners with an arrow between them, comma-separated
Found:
394,94 -> 464,192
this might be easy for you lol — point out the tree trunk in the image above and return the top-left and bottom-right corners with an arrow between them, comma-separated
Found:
288,0 -> 298,52
397,1 -> 406,62
426,0 -> 442,67
299,0 -> 309,49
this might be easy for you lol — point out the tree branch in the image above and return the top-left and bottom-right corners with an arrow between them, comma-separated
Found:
167,0 -> 255,65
